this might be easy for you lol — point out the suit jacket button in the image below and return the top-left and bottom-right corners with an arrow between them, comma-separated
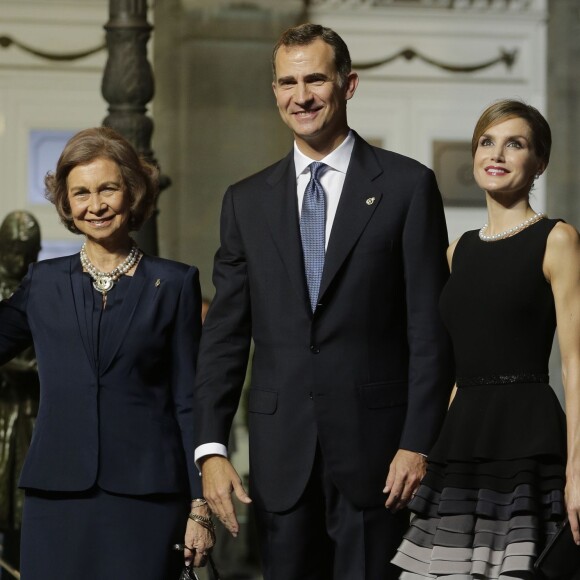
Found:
308,392 -> 314,400
310,345 -> 320,354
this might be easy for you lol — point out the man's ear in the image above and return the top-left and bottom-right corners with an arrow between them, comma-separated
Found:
344,72 -> 359,101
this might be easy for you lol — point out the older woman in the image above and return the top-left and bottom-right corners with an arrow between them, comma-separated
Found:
0,127 -> 213,579
392,100 -> 580,578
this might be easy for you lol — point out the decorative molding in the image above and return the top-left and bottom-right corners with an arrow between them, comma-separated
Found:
353,47 -> 517,73
0,35 -> 105,62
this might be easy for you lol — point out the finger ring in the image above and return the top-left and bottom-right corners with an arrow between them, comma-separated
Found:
172,543 -> 196,552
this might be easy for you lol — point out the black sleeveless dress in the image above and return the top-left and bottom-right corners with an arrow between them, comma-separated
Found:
392,218 -> 567,579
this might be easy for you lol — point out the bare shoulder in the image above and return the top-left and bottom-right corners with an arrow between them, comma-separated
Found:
544,221 -> 580,281
547,221 -> 580,248
446,238 -> 460,271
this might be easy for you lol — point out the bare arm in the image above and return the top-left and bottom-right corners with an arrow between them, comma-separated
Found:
446,238 -> 460,272
544,222 -> 580,543
446,240 -> 459,409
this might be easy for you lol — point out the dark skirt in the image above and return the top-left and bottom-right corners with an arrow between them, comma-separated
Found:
392,383 -> 567,579
20,486 -> 189,580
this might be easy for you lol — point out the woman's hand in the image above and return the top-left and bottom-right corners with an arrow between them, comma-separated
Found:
566,465 -> 580,545
183,502 -> 216,567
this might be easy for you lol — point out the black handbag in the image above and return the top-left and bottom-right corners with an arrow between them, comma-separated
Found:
174,544 -> 221,580
178,554 -> 221,580
534,519 -> 580,580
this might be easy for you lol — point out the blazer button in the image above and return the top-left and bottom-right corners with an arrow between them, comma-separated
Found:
308,392 -> 314,400
310,345 -> 320,354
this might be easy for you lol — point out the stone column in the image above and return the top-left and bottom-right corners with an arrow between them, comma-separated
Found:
547,0 -> 580,224
102,0 -> 165,255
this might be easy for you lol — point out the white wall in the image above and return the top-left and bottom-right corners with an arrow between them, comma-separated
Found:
0,0 -> 108,258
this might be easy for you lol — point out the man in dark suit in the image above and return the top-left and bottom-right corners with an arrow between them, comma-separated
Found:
193,23 -> 454,580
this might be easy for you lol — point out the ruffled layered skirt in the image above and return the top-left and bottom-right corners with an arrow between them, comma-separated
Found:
392,382 -> 567,579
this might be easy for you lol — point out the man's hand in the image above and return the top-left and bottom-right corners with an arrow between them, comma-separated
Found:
201,455 -> 252,537
383,449 -> 426,512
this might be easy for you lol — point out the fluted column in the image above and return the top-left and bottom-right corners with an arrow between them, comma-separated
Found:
102,0 -> 165,255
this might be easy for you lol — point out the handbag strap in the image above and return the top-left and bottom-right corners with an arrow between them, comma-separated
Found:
207,555 -> 221,580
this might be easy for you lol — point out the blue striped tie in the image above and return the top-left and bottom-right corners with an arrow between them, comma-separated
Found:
300,162 -> 327,311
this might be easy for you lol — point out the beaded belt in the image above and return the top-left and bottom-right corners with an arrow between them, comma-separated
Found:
456,372 -> 549,388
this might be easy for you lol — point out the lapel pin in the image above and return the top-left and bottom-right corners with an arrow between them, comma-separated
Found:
366,197 -> 375,206
155,279 -> 161,287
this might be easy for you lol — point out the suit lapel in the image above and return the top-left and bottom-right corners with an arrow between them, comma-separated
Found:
70,254 -> 95,372
98,254 -> 148,374
263,153 -> 310,311
318,137 -> 384,301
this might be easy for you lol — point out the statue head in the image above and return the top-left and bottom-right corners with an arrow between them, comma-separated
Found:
0,211 -> 41,280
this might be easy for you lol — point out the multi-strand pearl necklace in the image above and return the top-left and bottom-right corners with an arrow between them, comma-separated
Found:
80,242 -> 141,296
479,212 -> 545,242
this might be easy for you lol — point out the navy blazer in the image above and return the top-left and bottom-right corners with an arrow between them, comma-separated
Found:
0,253 -> 201,497
194,133 -> 455,512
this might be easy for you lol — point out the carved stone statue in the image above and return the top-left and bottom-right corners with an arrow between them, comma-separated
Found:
0,211 -> 41,564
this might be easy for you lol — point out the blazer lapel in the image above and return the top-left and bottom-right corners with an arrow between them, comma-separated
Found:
98,254 -> 148,374
70,255 -> 95,372
318,138 -> 384,301
263,152 -> 310,311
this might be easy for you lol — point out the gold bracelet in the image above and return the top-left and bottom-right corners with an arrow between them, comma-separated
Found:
188,512 -> 216,543
188,513 -> 213,525
191,498 -> 208,506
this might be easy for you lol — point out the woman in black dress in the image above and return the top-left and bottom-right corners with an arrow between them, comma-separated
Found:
0,127 -> 214,579
392,99 -> 580,578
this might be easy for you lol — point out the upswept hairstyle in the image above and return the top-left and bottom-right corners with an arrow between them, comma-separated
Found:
471,99 -> 552,167
271,23 -> 352,87
44,126 -> 159,234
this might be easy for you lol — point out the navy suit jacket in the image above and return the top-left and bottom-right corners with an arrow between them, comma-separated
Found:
0,254 -> 201,497
194,134 -> 453,511
194,133 -> 455,512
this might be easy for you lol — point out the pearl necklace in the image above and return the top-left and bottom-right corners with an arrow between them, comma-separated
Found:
479,212 -> 545,242
80,242 -> 141,295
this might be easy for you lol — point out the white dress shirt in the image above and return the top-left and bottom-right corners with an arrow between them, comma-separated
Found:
294,130 -> 355,248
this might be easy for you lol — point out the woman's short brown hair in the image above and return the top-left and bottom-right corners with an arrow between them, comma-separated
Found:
44,127 -> 159,234
471,99 -> 552,167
